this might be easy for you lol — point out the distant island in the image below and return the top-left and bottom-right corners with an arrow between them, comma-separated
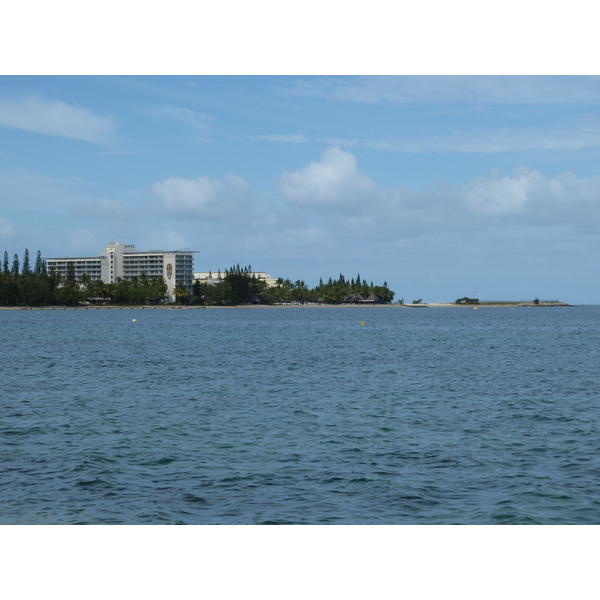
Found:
452,297 -> 568,307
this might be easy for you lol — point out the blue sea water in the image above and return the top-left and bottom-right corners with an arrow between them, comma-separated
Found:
1,305 -> 600,524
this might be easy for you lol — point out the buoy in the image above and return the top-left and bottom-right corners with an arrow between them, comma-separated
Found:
132,319 -> 137,322
473,307 -> 477,310
361,321 -> 365,326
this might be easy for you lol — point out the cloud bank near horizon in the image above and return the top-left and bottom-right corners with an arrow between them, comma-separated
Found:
275,147 -> 600,239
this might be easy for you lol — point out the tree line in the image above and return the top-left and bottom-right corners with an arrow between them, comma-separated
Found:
192,266 -> 395,306
1,251 -> 396,306
1,249 -> 61,306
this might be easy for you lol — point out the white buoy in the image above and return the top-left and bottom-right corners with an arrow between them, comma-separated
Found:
132,319 -> 137,322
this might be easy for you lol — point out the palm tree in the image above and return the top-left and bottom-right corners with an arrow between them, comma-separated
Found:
173,283 -> 190,304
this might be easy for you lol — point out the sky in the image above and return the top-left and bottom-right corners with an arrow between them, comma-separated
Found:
2,5 -> 597,596
2,74 -> 600,303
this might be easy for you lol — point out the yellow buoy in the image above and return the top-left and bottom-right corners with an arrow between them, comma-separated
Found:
132,319 -> 137,322
361,321 -> 365,326
473,307 -> 477,310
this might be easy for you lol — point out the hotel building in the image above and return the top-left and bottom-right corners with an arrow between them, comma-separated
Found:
47,242 -> 197,301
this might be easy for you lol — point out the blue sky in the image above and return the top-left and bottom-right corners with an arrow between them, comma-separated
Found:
2,75 -> 600,303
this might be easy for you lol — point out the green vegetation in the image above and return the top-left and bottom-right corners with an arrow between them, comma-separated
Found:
191,268 -> 395,306
192,264 -> 270,305
1,251 -> 396,307
455,297 -> 480,304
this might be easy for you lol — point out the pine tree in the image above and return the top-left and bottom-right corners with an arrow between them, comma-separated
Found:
3,251 -> 8,273
22,249 -> 31,274
34,251 -> 44,275
11,253 -> 19,275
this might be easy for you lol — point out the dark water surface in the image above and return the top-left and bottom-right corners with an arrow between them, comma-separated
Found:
2,306 -> 599,524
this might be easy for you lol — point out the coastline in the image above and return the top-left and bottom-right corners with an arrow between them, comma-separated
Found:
0,302 -> 571,311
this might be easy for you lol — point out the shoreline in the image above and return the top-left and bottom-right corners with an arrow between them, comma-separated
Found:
0,302 -> 572,311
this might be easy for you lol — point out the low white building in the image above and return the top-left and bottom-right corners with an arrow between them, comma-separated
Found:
194,271 -> 278,287
47,242 -> 197,301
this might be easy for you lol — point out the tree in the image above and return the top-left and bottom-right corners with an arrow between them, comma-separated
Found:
173,283 -> 190,304
3,251 -> 8,273
80,272 -> 93,300
11,254 -> 19,276
34,251 -> 44,275
22,249 -> 31,275
65,262 -> 76,283
455,297 -> 479,305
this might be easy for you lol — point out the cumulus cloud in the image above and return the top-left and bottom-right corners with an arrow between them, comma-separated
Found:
277,146 -> 379,213
276,147 -> 600,239
0,96 -> 116,144
0,217 -> 17,241
151,173 -> 250,220
463,167 -> 600,224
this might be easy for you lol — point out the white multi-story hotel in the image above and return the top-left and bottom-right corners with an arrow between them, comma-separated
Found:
47,242 -> 197,301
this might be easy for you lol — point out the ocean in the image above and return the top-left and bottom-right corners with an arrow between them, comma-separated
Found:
1,305 -> 599,524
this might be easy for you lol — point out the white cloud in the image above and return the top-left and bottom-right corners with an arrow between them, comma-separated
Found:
0,96 -> 116,144
0,217 -> 17,241
275,148 -> 600,240
151,173 -> 250,220
277,146 -> 379,213
464,169 -> 539,216
251,134 -> 307,143
463,168 -> 600,224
